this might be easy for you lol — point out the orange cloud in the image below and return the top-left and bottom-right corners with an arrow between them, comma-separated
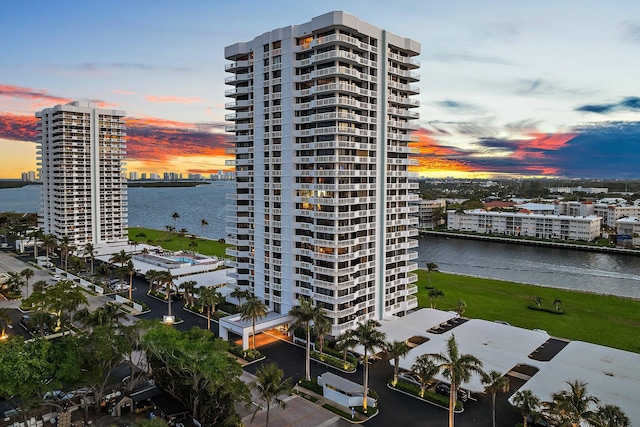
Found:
145,95 -> 207,104
112,89 -> 135,95
513,132 -> 577,159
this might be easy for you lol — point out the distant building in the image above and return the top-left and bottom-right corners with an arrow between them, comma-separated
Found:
447,209 -> 601,241
549,186 -> 608,194
21,171 -> 36,182
515,203 -> 555,214
36,101 -> 128,246
129,171 -> 138,181
150,173 -> 160,180
616,217 -> 640,248
416,199 -> 446,228
140,173 -> 147,180
163,172 -> 179,181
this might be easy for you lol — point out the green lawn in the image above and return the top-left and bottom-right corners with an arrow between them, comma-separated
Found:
417,270 -> 640,353
128,227 -> 231,258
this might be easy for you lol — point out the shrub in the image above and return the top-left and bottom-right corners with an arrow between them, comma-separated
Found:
391,381 -> 462,410
227,341 -> 262,362
298,378 -> 323,395
310,350 -> 356,371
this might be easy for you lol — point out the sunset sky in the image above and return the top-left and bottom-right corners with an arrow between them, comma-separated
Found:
1,0 -> 639,179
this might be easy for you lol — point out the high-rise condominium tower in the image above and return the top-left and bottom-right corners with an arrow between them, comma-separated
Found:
225,11 -> 421,336
36,101 -> 128,247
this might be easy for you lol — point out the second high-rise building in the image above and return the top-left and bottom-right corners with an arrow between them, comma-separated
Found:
225,11 -> 421,336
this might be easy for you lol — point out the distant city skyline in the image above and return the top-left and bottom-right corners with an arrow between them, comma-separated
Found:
1,1 -> 639,179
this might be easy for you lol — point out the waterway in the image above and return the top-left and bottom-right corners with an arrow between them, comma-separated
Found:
2,183 -> 640,298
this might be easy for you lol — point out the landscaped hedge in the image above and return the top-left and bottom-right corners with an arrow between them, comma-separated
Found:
298,378 -> 323,395
528,305 -> 565,314
392,381 -> 462,410
311,350 -> 357,371
228,341 -> 263,362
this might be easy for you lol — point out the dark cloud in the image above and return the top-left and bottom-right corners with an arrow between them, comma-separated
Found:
575,96 -> 640,114
435,99 -> 485,114
512,78 -> 596,97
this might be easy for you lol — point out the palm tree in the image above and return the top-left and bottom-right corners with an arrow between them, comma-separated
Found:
28,227 -> 44,260
251,363 -> 291,427
411,354 -> 440,397
96,263 -> 111,286
84,243 -> 96,274
20,268 -> 34,298
546,380 -> 599,426
32,279 -> 48,293
197,287 -> 222,331
0,308 -> 11,339
554,298 -> 563,310
456,299 -> 467,315
230,287 -> 249,307
336,331 -> 359,365
430,335 -> 484,427
5,271 -> 24,295
58,235 -> 71,270
181,280 -> 198,306
288,298 -> 324,381
351,319 -> 387,413
481,370 -> 510,427
314,313 -> 332,356
188,236 -> 198,252
240,295 -> 267,350
171,212 -> 180,231
512,389 -> 541,427
43,233 -> 57,264
386,340 -> 411,386
426,262 -> 439,285
200,218 -> 209,237
157,270 -> 174,317
109,249 -> 131,268
125,260 -> 136,301
428,288 -> 445,309
589,404 -> 630,427
178,228 -> 188,250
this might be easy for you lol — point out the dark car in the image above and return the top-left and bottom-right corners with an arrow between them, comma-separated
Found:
435,382 -> 468,402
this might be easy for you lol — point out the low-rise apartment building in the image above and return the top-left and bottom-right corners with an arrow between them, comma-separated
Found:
616,217 -> 640,248
415,199 -> 446,229
447,209 -> 601,241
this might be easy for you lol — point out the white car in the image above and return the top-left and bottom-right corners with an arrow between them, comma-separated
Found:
51,275 -> 62,282
398,372 -> 422,387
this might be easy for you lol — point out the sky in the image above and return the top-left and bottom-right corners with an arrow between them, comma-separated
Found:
1,0 -> 640,179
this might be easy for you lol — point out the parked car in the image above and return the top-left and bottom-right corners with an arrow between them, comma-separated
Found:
398,372 -> 421,387
435,382 -> 468,402
51,274 -> 62,282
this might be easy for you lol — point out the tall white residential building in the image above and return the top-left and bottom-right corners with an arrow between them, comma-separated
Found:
36,101 -> 128,247
224,11 -> 421,335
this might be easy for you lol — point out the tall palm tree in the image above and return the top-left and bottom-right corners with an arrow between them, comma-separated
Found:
20,268 -> 34,298
197,287 -> 222,331
546,380 -> 599,426
481,370 -> 510,427
96,263 -> 111,286
512,389 -> 541,427
251,363 -> 291,427
43,233 -> 57,264
32,279 -> 48,293
171,212 -> 180,231
59,235 -> 71,270
589,404 -> 630,427
84,242 -> 96,274
314,314 -> 332,356
426,262 -> 439,285
125,260 -> 136,301
200,218 -> 209,237
5,271 -> 23,295
145,269 -> 162,293
288,298 -> 324,381
411,354 -> 440,397
157,270 -> 174,318
240,295 -> 267,350
178,228 -> 188,250
351,319 -> 387,413
386,340 -> 411,386
28,227 -> 44,260
430,334 -> 484,427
